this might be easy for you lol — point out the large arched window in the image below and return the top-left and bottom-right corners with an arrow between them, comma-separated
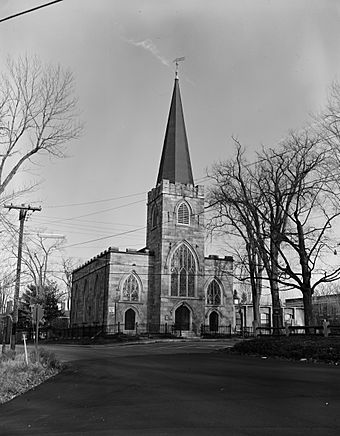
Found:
83,280 -> 88,322
177,202 -> 190,225
122,274 -> 139,302
93,274 -> 98,321
207,279 -> 221,305
170,244 -> 196,297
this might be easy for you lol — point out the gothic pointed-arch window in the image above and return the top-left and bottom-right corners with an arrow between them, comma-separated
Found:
170,244 -> 196,297
207,279 -> 221,305
122,274 -> 139,302
83,280 -> 88,322
93,274 -> 98,321
177,202 -> 190,225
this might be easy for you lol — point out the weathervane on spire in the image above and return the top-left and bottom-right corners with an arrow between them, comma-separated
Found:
173,57 -> 185,79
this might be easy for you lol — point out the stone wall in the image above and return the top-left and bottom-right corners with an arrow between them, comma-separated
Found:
106,248 -> 153,330
204,256 -> 234,326
70,250 -> 110,325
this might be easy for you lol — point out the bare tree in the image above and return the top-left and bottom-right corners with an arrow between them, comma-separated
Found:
55,257 -> 78,311
259,131 -> 340,327
0,270 -> 14,314
209,128 -> 340,329
21,234 -> 65,297
0,55 -> 82,202
208,143 -> 265,329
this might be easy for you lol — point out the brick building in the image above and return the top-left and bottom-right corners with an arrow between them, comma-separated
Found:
70,75 -> 234,335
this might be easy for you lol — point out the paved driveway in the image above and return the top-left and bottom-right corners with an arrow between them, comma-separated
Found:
1,340 -> 340,435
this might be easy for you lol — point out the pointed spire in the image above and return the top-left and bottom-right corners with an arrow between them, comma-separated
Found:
156,77 -> 194,186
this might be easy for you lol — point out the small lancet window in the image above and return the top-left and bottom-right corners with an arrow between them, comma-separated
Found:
177,202 -> 190,225
151,206 -> 159,228
122,274 -> 139,302
207,279 -> 221,305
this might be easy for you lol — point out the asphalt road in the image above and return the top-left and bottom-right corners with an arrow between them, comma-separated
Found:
1,340 -> 340,436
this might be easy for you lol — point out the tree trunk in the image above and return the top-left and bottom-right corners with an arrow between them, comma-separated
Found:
270,280 -> 283,333
269,243 -> 283,333
302,287 -> 315,330
246,242 -> 261,330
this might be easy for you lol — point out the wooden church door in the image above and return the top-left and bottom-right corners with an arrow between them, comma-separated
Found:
175,306 -> 190,331
125,308 -> 135,330
209,311 -> 219,332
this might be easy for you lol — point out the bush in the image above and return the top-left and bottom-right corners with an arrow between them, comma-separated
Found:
38,348 -> 63,370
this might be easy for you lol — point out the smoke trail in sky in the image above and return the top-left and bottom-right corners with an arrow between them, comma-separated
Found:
125,38 -> 170,67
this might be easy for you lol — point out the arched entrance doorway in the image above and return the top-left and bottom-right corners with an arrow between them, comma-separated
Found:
125,308 -> 136,330
175,305 -> 190,331
209,311 -> 219,332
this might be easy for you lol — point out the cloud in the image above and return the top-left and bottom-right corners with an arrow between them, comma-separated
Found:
125,37 -> 170,67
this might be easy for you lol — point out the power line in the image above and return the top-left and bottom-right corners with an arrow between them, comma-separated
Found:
45,191 -> 146,209
30,216 -> 144,232
63,226 -> 147,249
44,177 -> 209,210
0,0 -> 63,23
38,199 -> 146,225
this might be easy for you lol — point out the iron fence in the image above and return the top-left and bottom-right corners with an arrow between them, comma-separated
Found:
44,322 -> 177,340
200,324 -> 232,337
255,323 -> 340,337
4,321 -> 340,344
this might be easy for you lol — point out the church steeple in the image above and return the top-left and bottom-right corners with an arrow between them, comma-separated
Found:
156,77 -> 194,186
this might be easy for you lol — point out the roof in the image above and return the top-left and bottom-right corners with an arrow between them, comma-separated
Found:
156,77 -> 194,186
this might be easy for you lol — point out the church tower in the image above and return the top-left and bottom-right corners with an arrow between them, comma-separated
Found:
146,75 -> 206,333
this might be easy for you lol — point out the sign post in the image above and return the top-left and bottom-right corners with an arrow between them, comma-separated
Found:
22,333 -> 28,365
32,304 -> 44,361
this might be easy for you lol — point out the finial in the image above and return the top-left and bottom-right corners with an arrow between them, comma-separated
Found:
173,57 -> 185,79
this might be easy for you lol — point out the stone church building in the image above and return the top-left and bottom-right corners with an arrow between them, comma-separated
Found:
70,75 -> 234,335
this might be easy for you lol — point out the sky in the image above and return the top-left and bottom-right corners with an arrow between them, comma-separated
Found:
1,0 -> 340,274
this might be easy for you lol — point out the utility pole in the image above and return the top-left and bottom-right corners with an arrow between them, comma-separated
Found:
4,204 -> 41,350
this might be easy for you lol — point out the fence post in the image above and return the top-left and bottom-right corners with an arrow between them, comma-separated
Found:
323,319 -> 330,337
118,321 -> 120,334
135,322 -> 138,335
284,322 -> 290,337
165,323 -> 168,334
252,320 -> 258,337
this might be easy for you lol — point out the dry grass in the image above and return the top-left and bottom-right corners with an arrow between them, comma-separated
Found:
0,349 -> 63,404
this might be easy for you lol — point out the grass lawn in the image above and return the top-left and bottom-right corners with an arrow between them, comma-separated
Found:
0,348 -> 63,404
231,335 -> 340,364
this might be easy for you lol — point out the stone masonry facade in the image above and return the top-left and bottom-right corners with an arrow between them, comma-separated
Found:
71,179 -> 234,334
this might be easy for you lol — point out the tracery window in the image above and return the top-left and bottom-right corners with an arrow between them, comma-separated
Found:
177,202 -> 190,225
170,244 -> 196,297
122,274 -> 139,302
207,279 -> 221,305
